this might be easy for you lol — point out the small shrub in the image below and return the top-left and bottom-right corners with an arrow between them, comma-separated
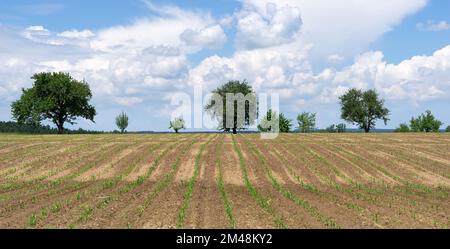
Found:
326,125 -> 336,133
115,112 -> 129,133
169,117 -> 186,133
395,123 -> 410,133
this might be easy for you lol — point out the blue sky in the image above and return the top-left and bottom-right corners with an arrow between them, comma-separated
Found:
0,0 -> 449,131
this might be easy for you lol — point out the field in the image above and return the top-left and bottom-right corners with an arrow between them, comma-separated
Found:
0,133 -> 449,229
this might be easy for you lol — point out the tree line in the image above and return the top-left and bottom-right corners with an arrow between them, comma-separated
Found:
6,72 -> 449,134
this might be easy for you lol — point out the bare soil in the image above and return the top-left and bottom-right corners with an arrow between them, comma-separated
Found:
0,133 -> 448,228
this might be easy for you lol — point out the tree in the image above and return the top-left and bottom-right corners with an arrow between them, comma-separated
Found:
297,112 -> 316,133
446,126 -> 450,133
409,110 -> 443,132
336,123 -> 346,133
115,112 -> 129,133
410,116 -> 422,132
169,117 -> 186,133
326,124 -> 336,133
279,113 -> 292,133
258,110 -> 292,133
205,80 -> 256,134
339,88 -> 389,133
11,72 -> 96,134
395,123 -> 410,133
326,123 -> 346,133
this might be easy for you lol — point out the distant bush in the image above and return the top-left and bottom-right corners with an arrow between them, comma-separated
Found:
446,126 -> 450,133
325,123 -> 346,133
258,110 -> 292,133
336,123 -> 346,133
0,121 -> 103,134
326,125 -> 336,133
395,123 -> 411,133
0,121 -> 56,134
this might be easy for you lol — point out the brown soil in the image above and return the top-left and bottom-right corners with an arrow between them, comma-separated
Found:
1,134 -> 449,229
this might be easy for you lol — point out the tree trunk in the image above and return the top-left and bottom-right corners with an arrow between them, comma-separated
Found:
56,117 -> 65,134
364,127 -> 370,133
57,125 -> 64,134
233,127 -> 237,134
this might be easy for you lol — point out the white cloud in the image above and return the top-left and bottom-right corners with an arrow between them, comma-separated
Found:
239,0 -> 427,56
417,20 -> 450,31
90,2 -> 218,54
188,42 -> 312,92
26,26 -> 48,32
316,46 -> 450,104
22,25 -> 60,45
189,43 -> 450,108
58,29 -> 95,39
22,25 -> 94,47
180,25 -> 227,50
327,54 -> 345,64
374,46 -> 450,101
219,15 -> 235,28
113,97 -> 144,107
0,1 -> 225,110
236,3 -> 302,49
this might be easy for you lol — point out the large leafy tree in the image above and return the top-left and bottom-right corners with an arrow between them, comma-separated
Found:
297,112 -> 316,133
409,110 -> 442,132
205,80 -> 257,134
258,110 -> 292,133
11,72 -> 96,134
339,89 -> 389,133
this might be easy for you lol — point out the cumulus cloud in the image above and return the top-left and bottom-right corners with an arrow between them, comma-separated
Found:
417,20 -> 450,31
239,0 -> 427,56
0,1 -> 228,110
189,43 -> 450,107
180,25 -> 227,50
313,46 -> 450,104
188,42 -> 313,94
90,1 -> 219,54
236,3 -> 302,49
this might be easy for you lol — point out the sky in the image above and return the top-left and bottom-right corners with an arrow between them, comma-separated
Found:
0,0 -> 449,132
